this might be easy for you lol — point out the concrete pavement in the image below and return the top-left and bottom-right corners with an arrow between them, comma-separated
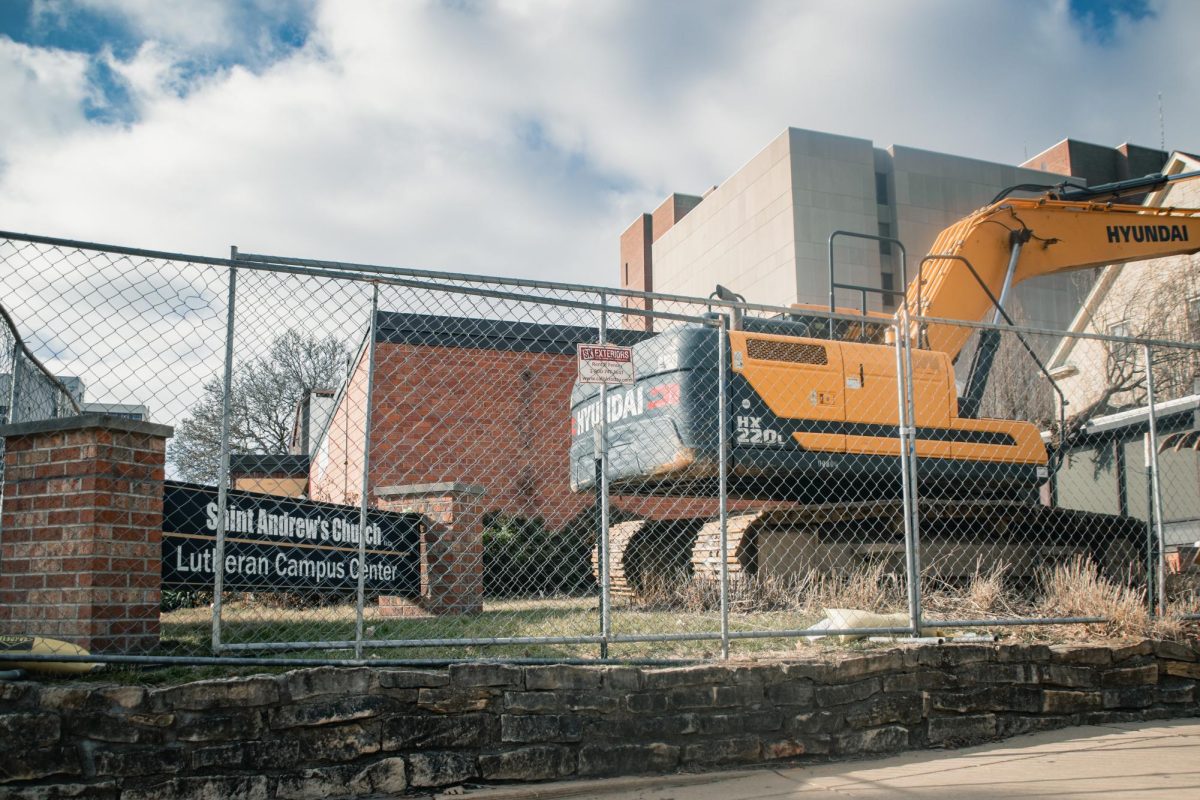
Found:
443,720 -> 1200,799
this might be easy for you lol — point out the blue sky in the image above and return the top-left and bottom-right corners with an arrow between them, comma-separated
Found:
0,0 -> 313,122
0,0 -> 1194,284
1068,0 -> 1153,41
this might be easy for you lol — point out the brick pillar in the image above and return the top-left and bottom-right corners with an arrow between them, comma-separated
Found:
0,415 -> 173,654
375,482 -> 484,616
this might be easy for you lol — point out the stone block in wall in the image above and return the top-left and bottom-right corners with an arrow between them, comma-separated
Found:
1036,664 -> 1096,688
501,714 -> 583,744
417,686 -> 494,714
289,721 -> 381,763
766,679 -> 814,706
764,736 -> 829,759
285,667 -> 377,700
382,713 -> 493,751
577,743 -> 680,777
1153,640 -> 1197,661
150,676 -> 280,712
835,724 -> 911,755
1156,677 -> 1196,704
843,692 -> 924,729
121,775 -> 269,800
525,665 -> 604,692
1042,690 -> 1103,714
267,695 -> 386,730
815,677 -> 882,707
1049,644 -> 1113,666
681,735 -> 761,766
1161,660 -> 1200,680
1101,664 -> 1159,688
406,751 -> 478,788
1103,685 -> 1156,709
926,713 -> 997,746
478,745 -> 575,781
274,764 -> 367,800
450,663 -> 523,688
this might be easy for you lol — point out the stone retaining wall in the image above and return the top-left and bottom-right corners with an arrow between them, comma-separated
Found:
3,640 -> 1200,799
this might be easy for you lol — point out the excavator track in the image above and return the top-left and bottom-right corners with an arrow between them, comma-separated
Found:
597,500 -> 1146,596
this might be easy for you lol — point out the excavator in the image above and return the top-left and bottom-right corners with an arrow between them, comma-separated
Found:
569,170 -> 1200,582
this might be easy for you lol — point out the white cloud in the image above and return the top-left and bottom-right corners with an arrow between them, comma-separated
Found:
2,0 -> 1198,284
2,0 -> 1198,438
0,37 -> 92,158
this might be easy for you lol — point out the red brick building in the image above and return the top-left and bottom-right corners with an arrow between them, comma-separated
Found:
308,312 -> 741,530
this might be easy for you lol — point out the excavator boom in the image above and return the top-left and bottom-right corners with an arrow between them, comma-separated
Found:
913,172 -> 1200,360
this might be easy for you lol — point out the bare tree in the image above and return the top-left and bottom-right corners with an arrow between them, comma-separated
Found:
1057,256 -> 1200,449
169,330 -> 349,484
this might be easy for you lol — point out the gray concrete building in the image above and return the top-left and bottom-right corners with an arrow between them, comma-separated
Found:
621,128 -> 1168,336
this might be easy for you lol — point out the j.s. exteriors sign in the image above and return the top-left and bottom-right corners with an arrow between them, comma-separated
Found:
576,343 -> 634,385
162,482 -> 422,595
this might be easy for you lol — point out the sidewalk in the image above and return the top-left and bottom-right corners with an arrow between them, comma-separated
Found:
444,720 -> 1200,799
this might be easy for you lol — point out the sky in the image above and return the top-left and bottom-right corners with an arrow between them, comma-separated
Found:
0,0 -> 1196,288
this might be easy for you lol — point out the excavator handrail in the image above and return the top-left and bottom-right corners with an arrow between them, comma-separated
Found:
827,229 -> 908,339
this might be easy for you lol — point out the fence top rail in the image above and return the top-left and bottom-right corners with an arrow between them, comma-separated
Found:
0,301 -> 82,416
1,228 -> 727,310
237,251 -> 921,325
238,250 -> 721,308
1,228 -> 904,327
6,228 -> 1198,351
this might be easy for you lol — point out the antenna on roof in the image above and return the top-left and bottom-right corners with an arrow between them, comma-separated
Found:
1158,91 -> 1166,151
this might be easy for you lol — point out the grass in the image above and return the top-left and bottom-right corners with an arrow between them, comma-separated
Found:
48,558 -> 1199,684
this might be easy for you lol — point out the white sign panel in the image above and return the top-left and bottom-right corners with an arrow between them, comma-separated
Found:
577,344 -> 635,385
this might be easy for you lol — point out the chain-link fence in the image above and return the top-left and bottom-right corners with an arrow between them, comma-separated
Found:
1,230 -> 1198,666
1,282 -> 83,493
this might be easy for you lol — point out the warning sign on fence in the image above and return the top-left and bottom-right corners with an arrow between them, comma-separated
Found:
576,343 -> 635,385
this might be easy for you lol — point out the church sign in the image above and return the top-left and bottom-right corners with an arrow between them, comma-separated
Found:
162,481 -> 422,595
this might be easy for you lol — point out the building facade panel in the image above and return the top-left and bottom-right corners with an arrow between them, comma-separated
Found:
626,128 -> 1178,335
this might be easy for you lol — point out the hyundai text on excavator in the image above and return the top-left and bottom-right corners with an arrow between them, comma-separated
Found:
569,170 -> 1200,581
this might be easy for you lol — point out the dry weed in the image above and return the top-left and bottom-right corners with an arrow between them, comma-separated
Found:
618,555 -> 1198,643
1037,556 -> 1151,638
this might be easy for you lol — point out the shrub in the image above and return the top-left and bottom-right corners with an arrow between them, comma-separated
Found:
482,513 -> 596,597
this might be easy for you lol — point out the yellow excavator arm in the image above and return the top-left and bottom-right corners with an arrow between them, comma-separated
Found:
912,171 -> 1200,360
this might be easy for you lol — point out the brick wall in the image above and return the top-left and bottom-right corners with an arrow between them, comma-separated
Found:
308,344 -> 371,507
376,483 -> 484,616
312,337 -> 796,533
0,415 -> 173,654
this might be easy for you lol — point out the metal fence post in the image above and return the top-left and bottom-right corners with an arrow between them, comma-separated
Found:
597,292 -> 611,659
1144,343 -> 1167,617
355,284 -> 380,658
211,253 -> 238,654
717,315 -> 730,660
5,343 -> 18,423
893,317 -> 921,636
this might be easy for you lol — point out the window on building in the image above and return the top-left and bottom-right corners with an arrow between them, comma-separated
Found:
623,262 -> 629,285
877,222 -> 892,256
881,272 -> 896,309
875,172 -> 889,206
1108,320 -> 1138,375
